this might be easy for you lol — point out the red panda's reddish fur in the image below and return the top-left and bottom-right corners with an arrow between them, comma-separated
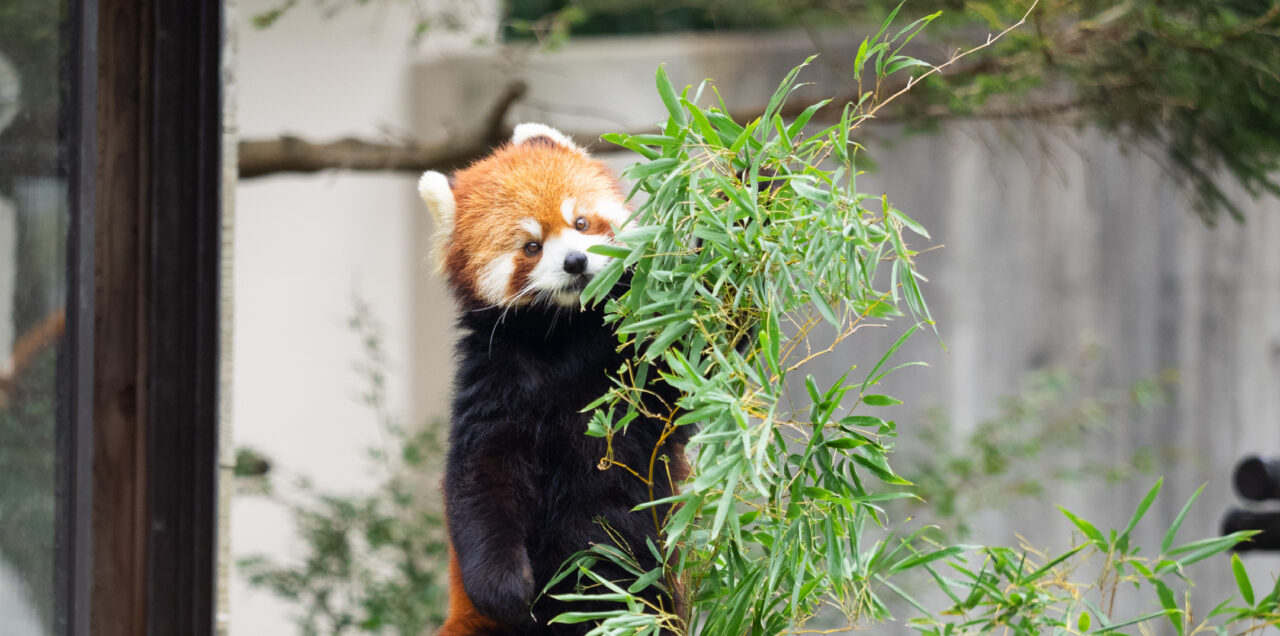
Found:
442,140 -> 624,309
439,536 -> 503,636
425,126 -> 688,636
437,137 -> 633,635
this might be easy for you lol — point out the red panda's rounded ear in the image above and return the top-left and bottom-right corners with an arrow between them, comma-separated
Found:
418,170 -> 455,226
418,170 -> 455,273
512,123 -> 587,156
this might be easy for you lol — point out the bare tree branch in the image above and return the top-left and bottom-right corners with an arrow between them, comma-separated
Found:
238,81 -> 528,179
238,136 -> 481,179
0,309 -> 64,408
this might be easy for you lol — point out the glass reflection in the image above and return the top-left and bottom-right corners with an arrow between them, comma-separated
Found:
0,2 -> 69,635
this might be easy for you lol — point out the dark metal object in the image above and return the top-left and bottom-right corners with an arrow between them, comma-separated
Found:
1234,456 -> 1280,501
1223,509 -> 1280,552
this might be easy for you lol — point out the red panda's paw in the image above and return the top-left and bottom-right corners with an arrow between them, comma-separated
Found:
466,556 -> 535,626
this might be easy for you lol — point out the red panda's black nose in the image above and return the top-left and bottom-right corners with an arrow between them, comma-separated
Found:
563,251 -> 587,275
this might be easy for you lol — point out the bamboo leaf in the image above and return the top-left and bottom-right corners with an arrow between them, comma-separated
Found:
1232,553 -> 1255,606
655,64 -> 686,128
1120,478 -> 1163,544
862,394 -> 903,407
861,323 -> 919,392
1152,580 -> 1183,636
1058,507 -> 1107,546
1162,483 -> 1205,554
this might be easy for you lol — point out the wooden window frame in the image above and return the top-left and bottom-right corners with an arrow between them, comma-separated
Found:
92,1 -> 224,635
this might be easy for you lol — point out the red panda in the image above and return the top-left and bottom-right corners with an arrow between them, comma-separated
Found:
419,124 -> 689,636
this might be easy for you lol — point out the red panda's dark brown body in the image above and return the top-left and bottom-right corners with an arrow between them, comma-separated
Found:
420,125 -> 689,635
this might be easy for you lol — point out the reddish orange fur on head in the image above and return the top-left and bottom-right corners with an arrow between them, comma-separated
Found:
418,124 -> 631,310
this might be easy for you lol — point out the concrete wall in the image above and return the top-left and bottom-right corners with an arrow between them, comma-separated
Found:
846,122 -> 1280,627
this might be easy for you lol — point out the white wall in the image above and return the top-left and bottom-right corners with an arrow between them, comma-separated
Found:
230,1 -> 496,633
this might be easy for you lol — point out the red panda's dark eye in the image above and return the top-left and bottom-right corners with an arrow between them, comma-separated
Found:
574,217 -> 588,231
523,241 -> 542,256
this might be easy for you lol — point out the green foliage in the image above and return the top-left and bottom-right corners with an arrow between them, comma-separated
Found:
903,346 -> 1178,539
251,0 -> 300,30
504,0 -> 811,39
570,13 -> 948,633
1077,0 -> 1280,224
530,0 -> 1280,223
0,349 -> 56,631
236,299 -> 450,635
907,481 -> 1280,635
537,0 -> 1280,223
548,14 -> 1280,635
903,0 -> 1280,224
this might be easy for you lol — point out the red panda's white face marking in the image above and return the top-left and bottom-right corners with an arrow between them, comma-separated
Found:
417,123 -> 629,310
477,254 -> 518,307
559,198 -> 577,225
518,218 -> 543,242
522,199 -> 615,307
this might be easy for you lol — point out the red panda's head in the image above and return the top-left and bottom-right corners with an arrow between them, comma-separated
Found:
418,124 -> 629,310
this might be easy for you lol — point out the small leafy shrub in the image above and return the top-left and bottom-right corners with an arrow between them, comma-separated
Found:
236,300 -> 450,635
910,480 -> 1280,634
0,349 -> 56,629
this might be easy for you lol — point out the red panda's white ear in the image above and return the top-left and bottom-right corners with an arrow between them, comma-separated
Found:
418,170 -> 455,226
418,170 -> 455,272
512,123 -> 587,156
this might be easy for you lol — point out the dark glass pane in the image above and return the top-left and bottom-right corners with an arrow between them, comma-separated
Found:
0,1 -> 70,634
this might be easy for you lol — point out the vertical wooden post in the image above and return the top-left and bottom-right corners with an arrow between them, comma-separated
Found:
92,1 -> 222,634
93,0 -> 151,631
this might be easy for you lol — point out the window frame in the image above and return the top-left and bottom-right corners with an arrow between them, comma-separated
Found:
88,0 -> 224,634
0,0 -> 225,633
55,0 -> 97,633
143,2 -> 224,633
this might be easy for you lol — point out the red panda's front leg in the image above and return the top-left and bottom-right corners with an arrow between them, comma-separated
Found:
444,440 -> 536,627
